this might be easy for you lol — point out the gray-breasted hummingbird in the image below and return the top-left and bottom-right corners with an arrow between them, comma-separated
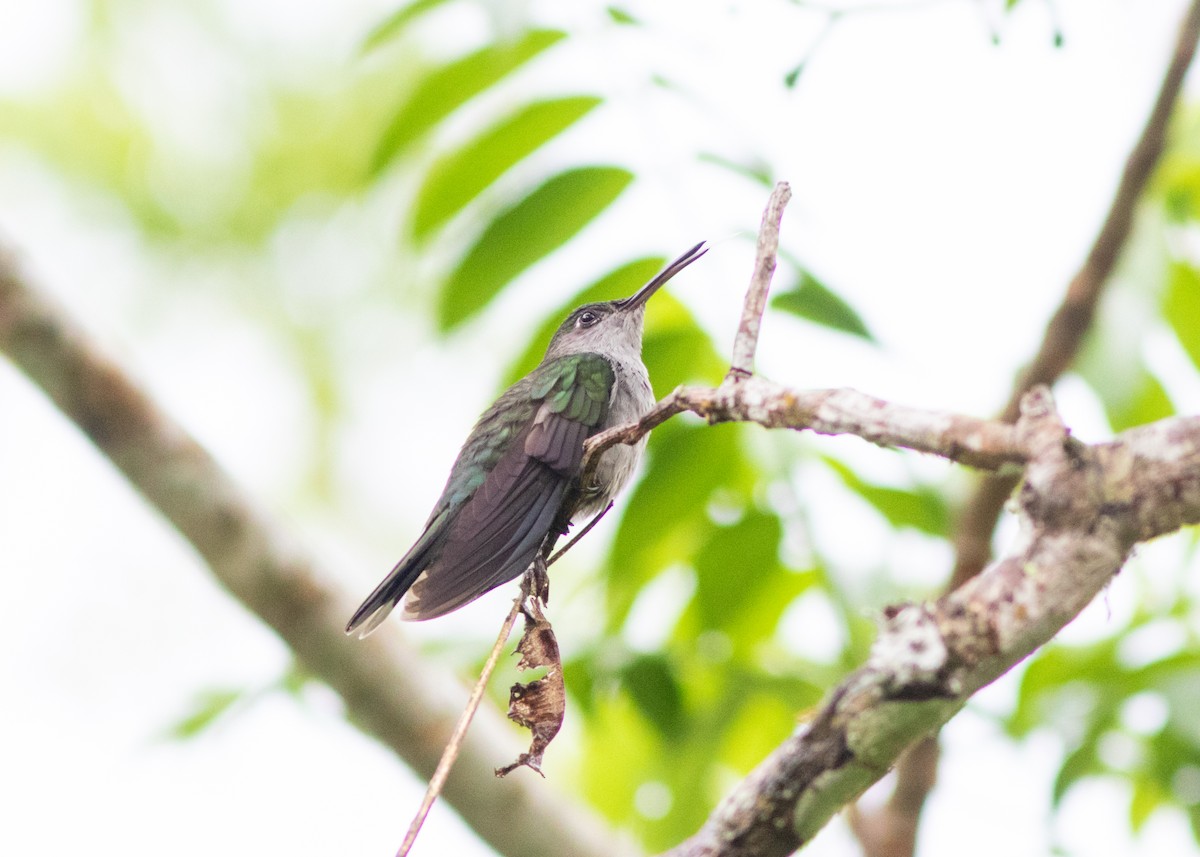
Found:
345,241 -> 707,636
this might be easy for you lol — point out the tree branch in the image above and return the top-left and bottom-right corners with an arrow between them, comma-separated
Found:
858,5 -> 1200,853
0,245 -> 634,857
658,388 -> 1200,857
587,379 -> 1026,472
729,181 -> 792,380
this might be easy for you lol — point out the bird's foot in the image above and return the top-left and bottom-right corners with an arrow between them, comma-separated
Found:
522,555 -> 551,607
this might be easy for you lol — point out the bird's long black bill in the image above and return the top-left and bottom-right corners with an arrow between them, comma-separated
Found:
616,240 -> 708,310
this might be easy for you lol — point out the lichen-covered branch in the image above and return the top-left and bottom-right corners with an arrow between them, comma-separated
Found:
658,388 -> 1200,857
866,4 -> 1200,852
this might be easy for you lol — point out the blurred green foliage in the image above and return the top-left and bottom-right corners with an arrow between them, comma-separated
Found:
410,96 -> 602,240
1007,567 -> 1200,843
371,29 -> 567,174
1002,102 -> 1200,847
439,166 -> 634,330
6,0 -> 1200,853
772,267 -> 875,341
0,59 -> 398,245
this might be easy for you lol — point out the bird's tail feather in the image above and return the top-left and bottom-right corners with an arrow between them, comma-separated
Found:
345,546 -> 431,638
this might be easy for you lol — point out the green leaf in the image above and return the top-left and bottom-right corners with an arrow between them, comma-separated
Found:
1165,262 -> 1200,371
0,79 -> 174,238
168,689 -> 242,740
278,661 -> 314,697
623,654 -> 685,740
371,29 -> 566,173
1077,297 -> 1175,430
704,568 -> 816,658
1008,641 -> 1118,737
1130,775 -> 1164,832
822,456 -> 950,536
771,270 -> 874,341
677,507 -> 818,660
693,511 -> 782,631
697,152 -> 773,187
606,7 -> 640,25
360,0 -> 454,55
562,654 -> 598,717
717,692 -> 801,771
1106,367 -> 1175,433
411,96 -> 602,240
607,421 -> 750,627
1053,740 -> 1100,804
438,166 -> 633,330
1154,105 -> 1200,219
579,695 -> 660,825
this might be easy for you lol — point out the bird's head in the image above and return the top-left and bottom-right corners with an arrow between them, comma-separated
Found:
542,241 -> 707,362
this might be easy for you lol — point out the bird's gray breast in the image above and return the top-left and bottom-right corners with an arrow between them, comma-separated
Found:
576,358 -> 655,517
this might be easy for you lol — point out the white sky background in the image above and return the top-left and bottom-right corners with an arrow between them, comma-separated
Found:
1,1 -> 1199,856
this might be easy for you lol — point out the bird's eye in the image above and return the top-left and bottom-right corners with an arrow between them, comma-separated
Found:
576,310 -> 599,328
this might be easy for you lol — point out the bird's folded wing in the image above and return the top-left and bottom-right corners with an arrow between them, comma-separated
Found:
402,436 -> 564,619
402,354 -> 614,619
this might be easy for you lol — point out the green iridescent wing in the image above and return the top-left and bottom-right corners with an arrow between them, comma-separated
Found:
403,353 -> 615,618
345,353 -> 615,631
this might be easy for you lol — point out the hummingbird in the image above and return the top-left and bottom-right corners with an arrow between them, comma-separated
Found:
345,241 -> 707,636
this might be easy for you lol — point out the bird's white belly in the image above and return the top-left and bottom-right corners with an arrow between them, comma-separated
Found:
576,363 -> 655,516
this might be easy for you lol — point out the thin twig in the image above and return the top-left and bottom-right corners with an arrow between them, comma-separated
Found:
583,393 -> 688,471
548,501 -> 614,566
396,595 -> 524,857
396,500 -> 615,854
728,181 -> 792,380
